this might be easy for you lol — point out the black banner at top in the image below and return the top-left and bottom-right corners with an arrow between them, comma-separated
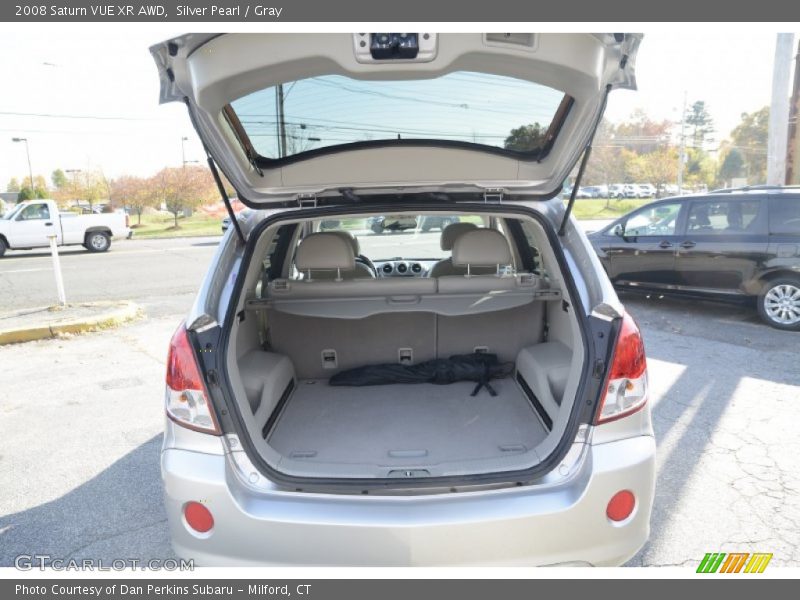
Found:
2,0 -> 800,22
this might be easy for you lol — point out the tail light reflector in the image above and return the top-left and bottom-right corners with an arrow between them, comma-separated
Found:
606,490 -> 636,522
595,311 -> 648,424
165,322 -> 220,435
184,501 -> 214,533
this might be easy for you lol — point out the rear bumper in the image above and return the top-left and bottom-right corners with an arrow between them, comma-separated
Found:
161,435 -> 655,566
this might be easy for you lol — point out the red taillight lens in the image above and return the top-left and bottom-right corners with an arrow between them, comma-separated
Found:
165,323 -> 220,435
184,501 -> 214,533
595,311 -> 648,424
606,490 -> 636,522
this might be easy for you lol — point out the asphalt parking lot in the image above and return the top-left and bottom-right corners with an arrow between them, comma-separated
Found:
0,230 -> 798,568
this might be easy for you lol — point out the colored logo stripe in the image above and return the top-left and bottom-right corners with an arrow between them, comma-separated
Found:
744,553 -> 773,573
697,552 -> 772,573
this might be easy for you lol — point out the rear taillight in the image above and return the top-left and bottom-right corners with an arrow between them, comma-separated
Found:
594,311 -> 648,425
165,322 -> 220,435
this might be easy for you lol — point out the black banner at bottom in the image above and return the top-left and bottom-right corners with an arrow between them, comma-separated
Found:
3,579 -> 795,600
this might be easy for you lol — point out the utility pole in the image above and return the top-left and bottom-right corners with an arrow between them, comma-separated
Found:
767,33 -> 794,186
677,92 -> 687,194
11,137 -> 34,199
787,39 -> 800,185
276,83 -> 287,158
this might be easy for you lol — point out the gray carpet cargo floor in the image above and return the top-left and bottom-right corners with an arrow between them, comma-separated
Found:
267,378 -> 548,468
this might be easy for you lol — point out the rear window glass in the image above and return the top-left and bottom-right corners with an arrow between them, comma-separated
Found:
311,215 -> 486,261
769,197 -> 800,234
229,72 -> 568,160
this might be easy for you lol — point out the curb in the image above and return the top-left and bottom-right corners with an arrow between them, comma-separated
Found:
0,301 -> 144,346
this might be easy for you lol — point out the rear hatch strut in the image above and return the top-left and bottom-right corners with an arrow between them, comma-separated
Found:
558,83 -> 612,236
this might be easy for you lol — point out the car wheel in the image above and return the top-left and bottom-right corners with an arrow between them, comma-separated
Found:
757,278 -> 800,331
0,238 -> 6,257
85,231 -> 111,253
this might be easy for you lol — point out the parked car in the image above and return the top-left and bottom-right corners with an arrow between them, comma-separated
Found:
608,184 -> 627,199
367,214 -> 419,233
0,199 -> 131,256
588,187 -> 800,330
152,32 -> 654,567
636,184 -> 656,198
418,215 -> 459,231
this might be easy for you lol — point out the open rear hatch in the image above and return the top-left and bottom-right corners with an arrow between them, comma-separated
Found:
151,33 -> 640,207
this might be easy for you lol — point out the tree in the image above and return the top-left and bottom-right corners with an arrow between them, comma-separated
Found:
19,175 -> 49,200
51,169 -> 68,190
718,147 -> 745,185
112,175 -> 157,226
626,146 -> 679,194
613,110 -> 672,153
152,166 -> 216,228
585,119 -> 628,192
685,100 -> 715,148
6,178 -> 20,193
71,169 -> 108,212
504,123 -> 546,151
729,106 -> 769,184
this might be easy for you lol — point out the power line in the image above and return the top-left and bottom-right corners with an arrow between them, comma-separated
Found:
0,110 -> 166,122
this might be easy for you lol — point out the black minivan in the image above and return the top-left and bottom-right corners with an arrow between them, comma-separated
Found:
588,186 -> 800,330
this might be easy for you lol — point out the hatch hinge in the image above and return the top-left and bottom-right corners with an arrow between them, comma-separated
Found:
297,194 -> 318,209
483,188 -> 504,203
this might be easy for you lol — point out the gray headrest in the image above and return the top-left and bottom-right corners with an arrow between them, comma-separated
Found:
328,230 -> 360,256
295,233 -> 355,271
440,222 -> 477,250
451,229 -> 512,267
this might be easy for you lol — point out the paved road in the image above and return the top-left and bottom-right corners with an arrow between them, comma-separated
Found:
0,237 -> 219,317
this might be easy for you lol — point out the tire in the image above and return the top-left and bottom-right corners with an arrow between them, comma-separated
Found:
0,238 -> 6,257
757,277 -> 800,331
85,231 -> 111,253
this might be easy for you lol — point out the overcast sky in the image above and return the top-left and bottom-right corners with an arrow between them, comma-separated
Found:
0,29 -> 795,188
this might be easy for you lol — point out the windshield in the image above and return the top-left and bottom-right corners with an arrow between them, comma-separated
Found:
315,215 -> 486,261
2,203 -> 24,220
230,72 -> 568,160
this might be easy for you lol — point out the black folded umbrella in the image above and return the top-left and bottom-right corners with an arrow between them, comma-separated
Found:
329,353 -> 513,397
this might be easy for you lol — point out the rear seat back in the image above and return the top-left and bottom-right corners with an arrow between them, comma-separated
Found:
265,225 -> 550,319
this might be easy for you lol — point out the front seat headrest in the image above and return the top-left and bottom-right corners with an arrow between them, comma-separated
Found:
295,233 -> 355,272
328,230 -> 360,256
451,229 -> 513,268
440,222 -> 477,250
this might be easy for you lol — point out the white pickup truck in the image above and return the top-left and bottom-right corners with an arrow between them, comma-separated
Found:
0,199 -> 131,257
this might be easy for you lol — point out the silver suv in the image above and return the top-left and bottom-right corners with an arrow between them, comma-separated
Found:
153,32 -> 655,566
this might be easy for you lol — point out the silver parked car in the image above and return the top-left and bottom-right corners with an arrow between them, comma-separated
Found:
152,32 -> 654,566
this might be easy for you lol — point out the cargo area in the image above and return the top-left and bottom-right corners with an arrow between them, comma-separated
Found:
223,212 -> 586,481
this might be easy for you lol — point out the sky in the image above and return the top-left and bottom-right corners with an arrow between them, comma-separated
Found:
0,29 -> 796,188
